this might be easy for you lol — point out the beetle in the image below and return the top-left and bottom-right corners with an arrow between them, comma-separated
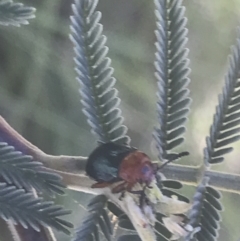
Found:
86,142 -> 188,194
86,142 -> 153,193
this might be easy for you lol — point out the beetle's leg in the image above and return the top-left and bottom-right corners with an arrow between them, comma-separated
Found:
111,182 -> 127,200
139,185 -> 147,208
144,180 -> 153,189
125,183 -> 147,207
91,182 -> 112,189
128,189 -> 146,207
117,182 -> 134,201
112,182 -> 127,193
129,190 -> 143,195
125,182 -> 135,192
119,191 -> 126,200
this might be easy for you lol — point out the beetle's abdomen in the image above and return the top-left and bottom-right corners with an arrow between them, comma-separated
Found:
86,142 -> 136,182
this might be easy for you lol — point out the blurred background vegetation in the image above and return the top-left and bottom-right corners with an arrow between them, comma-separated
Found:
0,0 -> 240,240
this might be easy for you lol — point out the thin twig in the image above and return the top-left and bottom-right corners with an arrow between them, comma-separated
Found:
1,115 -> 240,195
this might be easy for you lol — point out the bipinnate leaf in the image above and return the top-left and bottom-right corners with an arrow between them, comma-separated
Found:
153,0 -> 191,161
73,195 -> 113,241
204,28 -> 240,165
0,182 -> 73,235
70,0 -> 130,145
0,0 -> 35,26
0,141 -> 65,196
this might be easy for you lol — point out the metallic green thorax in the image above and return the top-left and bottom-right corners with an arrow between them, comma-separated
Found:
86,142 -> 136,182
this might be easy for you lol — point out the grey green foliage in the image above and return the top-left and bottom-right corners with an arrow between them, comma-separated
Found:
70,0 -> 234,240
153,0 -> 191,161
0,2 -> 72,233
204,28 -> 240,165
0,0 -> 35,27
186,27 -> 240,241
0,141 -> 72,234
186,178 -> 222,241
0,182 -> 73,234
0,142 -> 65,196
1,0 -> 240,240
72,195 -> 113,241
70,0 -> 130,146
152,0 -> 192,239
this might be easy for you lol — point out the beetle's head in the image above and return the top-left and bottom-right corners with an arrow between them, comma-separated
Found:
139,161 -> 155,184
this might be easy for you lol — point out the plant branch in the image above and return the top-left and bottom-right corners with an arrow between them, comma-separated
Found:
162,164 -> 240,194
1,115 -> 240,195
0,116 -> 44,157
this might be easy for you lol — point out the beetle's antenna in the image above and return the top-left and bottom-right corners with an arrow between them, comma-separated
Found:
158,151 -> 189,171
